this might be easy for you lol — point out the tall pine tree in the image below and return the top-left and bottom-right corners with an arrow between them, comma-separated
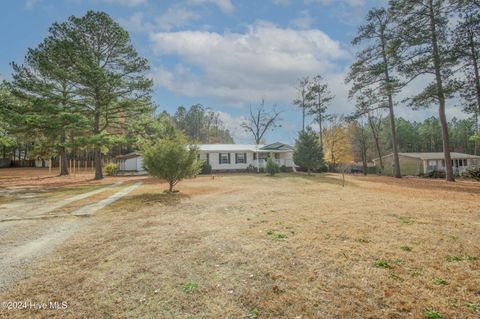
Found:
390,0 -> 458,181
347,7 -> 402,178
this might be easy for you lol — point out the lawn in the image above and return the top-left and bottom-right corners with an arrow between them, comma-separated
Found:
0,173 -> 479,318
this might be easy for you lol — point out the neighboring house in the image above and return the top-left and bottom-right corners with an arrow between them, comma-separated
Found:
115,152 -> 145,174
373,152 -> 480,176
115,143 -> 296,173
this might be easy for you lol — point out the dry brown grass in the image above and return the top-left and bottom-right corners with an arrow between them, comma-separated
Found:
0,167 -> 146,189
0,173 -> 479,318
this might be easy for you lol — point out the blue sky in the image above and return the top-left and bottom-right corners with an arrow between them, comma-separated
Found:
0,0 -> 462,144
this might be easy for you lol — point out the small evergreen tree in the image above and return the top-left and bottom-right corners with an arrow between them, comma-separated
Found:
141,134 -> 202,193
266,156 -> 279,176
293,128 -> 325,174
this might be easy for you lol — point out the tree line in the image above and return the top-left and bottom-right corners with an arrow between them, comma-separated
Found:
0,11 -> 234,180
293,0 -> 479,181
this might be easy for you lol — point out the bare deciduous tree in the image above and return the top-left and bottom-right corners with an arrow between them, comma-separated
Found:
241,99 -> 282,144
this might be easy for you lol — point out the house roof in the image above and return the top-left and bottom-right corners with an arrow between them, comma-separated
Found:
261,142 -> 294,151
115,152 -> 141,160
374,152 -> 480,161
198,144 -> 261,152
116,143 -> 295,158
198,143 -> 293,153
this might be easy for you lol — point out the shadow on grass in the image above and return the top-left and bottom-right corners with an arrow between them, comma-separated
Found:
270,172 -> 358,187
121,192 -> 190,207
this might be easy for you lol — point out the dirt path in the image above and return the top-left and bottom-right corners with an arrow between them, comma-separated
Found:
0,182 -> 141,291
0,182 -> 124,220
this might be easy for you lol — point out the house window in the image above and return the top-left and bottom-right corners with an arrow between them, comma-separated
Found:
219,153 -> 230,164
463,159 -> 467,166
441,160 -> 445,167
206,153 -> 209,165
235,153 -> 247,164
274,153 -> 280,159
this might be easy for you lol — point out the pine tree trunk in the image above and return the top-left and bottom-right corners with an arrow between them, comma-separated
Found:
94,147 -> 103,180
59,130 -> 69,176
388,98 -> 401,178
318,112 -> 323,146
428,0 -> 454,182
379,27 -> 401,178
302,103 -> 305,132
93,112 -> 103,180
368,115 -> 384,173
469,32 -> 480,120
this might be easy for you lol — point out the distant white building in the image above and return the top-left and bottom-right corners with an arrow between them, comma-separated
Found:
115,143 -> 296,173
373,152 -> 480,176
115,152 -> 145,173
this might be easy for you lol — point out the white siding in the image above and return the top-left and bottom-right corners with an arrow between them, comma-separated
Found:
201,151 -> 255,170
200,150 -> 295,171
119,157 -> 145,172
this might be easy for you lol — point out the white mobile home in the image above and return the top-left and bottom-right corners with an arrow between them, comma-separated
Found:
115,143 -> 296,174
198,143 -> 295,172
373,152 -> 480,176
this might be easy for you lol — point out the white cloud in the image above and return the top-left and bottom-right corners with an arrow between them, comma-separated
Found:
216,111 -> 250,142
156,5 -> 200,31
187,0 -> 234,13
305,0 -> 366,7
150,22 -> 350,109
117,12 -> 154,33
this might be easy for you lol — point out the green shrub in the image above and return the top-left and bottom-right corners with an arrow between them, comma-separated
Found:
200,162 -> 212,174
279,165 -> 288,172
266,156 -> 280,176
427,170 -> 446,179
463,167 -> 480,181
104,163 -> 118,176
141,135 -> 203,192
318,163 -> 329,172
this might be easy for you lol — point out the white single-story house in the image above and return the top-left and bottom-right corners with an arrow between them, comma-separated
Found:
373,152 -> 480,176
115,143 -> 296,173
198,143 -> 295,172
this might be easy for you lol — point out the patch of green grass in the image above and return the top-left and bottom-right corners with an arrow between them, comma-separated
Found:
433,277 -> 448,285
424,309 -> 443,319
411,269 -> 423,277
465,255 -> 478,261
356,238 -> 370,244
247,308 -> 260,319
393,259 -> 404,265
398,216 -> 414,224
388,272 -> 404,282
401,246 -> 412,252
266,230 -> 288,240
374,259 -> 391,269
465,302 -> 480,311
446,255 -> 463,262
183,281 -> 198,294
